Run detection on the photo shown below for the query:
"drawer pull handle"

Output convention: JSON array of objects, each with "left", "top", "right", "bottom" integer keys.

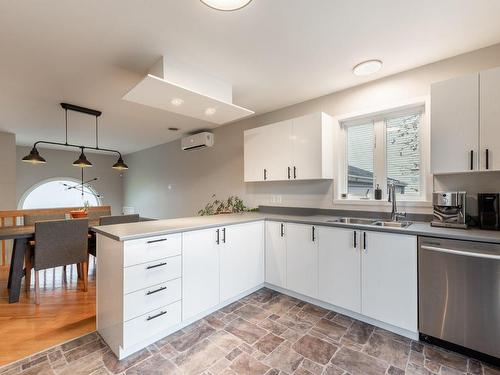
[
  {"left": 147, "top": 238, "right": 167, "bottom": 244},
  {"left": 147, "top": 311, "right": 167, "bottom": 321},
  {"left": 146, "top": 262, "right": 167, "bottom": 270},
  {"left": 146, "top": 286, "right": 167, "bottom": 295}
]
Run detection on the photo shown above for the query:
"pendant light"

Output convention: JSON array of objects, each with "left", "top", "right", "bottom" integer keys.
[
  {"left": 112, "top": 156, "right": 129, "bottom": 170},
  {"left": 21, "top": 146, "right": 47, "bottom": 164},
  {"left": 22, "top": 103, "right": 129, "bottom": 170},
  {"left": 72, "top": 148, "right": 93, "bottom": 168}
]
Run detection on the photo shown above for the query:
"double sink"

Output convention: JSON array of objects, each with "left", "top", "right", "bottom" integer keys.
[{"left": 325, "top": 217, "right": 412, "bottom": 228}]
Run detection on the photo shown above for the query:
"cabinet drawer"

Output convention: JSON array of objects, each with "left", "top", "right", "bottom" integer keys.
[
  {"left": 124, "top": 278, "right": 182, "bottom": 321},
  {"left": 124, "top": 233, "right": 181, "bottom": 267},
  {"left": 123, "top": 301, "right": 181, "bottom": 349},
  {"left": 124, "top": 256, "right": 181, "bottom": 294}
]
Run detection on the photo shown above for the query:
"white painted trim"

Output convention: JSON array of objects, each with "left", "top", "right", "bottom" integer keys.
[
  {"left": 264, "top": 283, "right": 419, "bottom": 340},
  {"left": 333, "top": 96, "right": 431, "bottom": 205}
]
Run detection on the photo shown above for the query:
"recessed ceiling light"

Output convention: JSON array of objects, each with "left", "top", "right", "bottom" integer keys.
[
  {"left": 171, "top": 98, "right": 184, "bottom": 106},
  {"left": 353, "top": 60, "right": 383, "bottom": 76},
  {"left": 205, "top": 107, "right": 217, "bottom": 116},
  {"left": 200, "top": 0, "right": 252, "bottom": 11}
]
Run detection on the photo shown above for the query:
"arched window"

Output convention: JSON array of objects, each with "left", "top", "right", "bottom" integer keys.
[{"left": 20, "top": 178, "right": 101, "bottom": 209}]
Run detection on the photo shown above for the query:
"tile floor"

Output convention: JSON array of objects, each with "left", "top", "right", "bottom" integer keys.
[{"left": 0, "top": 288, "right": 498, "bottom": 375}]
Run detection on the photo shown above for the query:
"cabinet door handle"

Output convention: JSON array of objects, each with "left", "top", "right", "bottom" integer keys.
[
  {"left": 146, "top": 286, "right": 167, "bottom": 295},
  {"left": 280, "top": 223, "right": 284, "bottom": 237},
  {"left": 216, "top": 229, "right": 220, "bottom": 245},
  {"left": 147, "top": 310, "right": 167, "bottom": 321},
  {"left": 353, "top": 231, "right": 357, "bottom": 248},
  {"left": 293, "top": 166, "right": 297, "bottom": 179},
  {"left": 222, "top": 228, "right": 226, "bottom": 243},
  {"left": 147, "top": 238, "right": 167, "bottom": 244},
  {"left": 486, "top": 149, "right": 489, "bottom": 170},
  {"left": 363, "top": 232, "right": 367, "bottom": 252},
  {"left": 312, "top": 226, "right": 316, "bottom": 242},
  {"left": 470, "top": 150, "right": 474, "bottom": 170},
  {"left": 287, "top": 167, "right": 291, "bottom": 179},
  {"left": 146, "top": 262, "right": 167, "bottom": 270},
  {"left": 264, "top": 168, "right": 267, "bottom": 180}
]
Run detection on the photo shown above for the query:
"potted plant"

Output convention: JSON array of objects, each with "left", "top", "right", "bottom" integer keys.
[{"left": 198, "top": 195, "right": 257, "bottom": 216}]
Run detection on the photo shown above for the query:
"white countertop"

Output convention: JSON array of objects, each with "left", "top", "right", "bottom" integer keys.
[{"left": 93, "top": 212, "right": 500, "bottom": 244}]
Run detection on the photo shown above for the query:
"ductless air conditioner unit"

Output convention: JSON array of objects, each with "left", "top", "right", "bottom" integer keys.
[{"left": 181, "top": 132, "right": 215, "bottom": 151}]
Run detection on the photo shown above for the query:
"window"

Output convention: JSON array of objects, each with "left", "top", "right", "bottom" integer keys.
[
  {"left": 21, "top": 178, "right": 101, "bottom": 209},
  {"left": 340, "top": 105, "right": 425, "bottom": 201},
  {"left": 346, "top": 122, "right": 375, "bottom": 198}
]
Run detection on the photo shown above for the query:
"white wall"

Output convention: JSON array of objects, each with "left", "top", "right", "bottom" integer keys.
[
  {"left": 16, "top": 146, "right": 124, "bottom": 215},
  {"left": 124, "top": 43, "right": 500, "bottom": 219}
]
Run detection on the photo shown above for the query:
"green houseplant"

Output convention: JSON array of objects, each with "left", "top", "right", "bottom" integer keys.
[{"left": 198, "top": 195, "right": 257, "bottom": 216}]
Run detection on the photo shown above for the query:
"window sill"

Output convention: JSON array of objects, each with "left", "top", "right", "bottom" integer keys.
[{"left": 333, "top": 199, "right": 432, "bottom": 208}]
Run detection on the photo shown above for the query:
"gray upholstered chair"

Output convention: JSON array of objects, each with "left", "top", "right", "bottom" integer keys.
[
  {"left": 26, "top": 219, "right": 89, "bottom": 304},
  {"left": 87, "top": 214, "right": 140, "bottom": 259},
  {"left": 99, "top": 214, "right": 140, "bottom": 226}
]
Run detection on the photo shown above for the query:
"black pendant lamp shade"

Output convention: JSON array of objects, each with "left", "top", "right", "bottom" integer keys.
[
  {"left": 22, "top": 146, "right": 46, "bottom": 164},
  {"left": 112, "top": 156, "right": 129, "bottom": 170},
  {"left": 23, "top": 103, "right": 128, "bottom": 170},
  {"left": 72, "top": 149, "right": 93, "bottom": 168}
]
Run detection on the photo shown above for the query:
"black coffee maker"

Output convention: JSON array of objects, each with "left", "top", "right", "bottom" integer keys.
[{"left": 478, "top": 193, "right": 500, "bottom": 230}]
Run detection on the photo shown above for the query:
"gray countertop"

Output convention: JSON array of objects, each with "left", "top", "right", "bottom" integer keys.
[{"left": 93, "top": 212, "right": 500, "bottom": 244}]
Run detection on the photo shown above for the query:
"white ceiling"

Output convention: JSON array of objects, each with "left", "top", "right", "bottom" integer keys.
[{"left": 2, "top": 0, "right": 500, "bottom": 154}]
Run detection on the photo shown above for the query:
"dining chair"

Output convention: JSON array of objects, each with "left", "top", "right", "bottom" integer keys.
[
  {"left": 26, "top": 218, "right": 89, "bottom": 304},
  {"left": 87, "top": 214, "right": 140, "bottom": 260}
]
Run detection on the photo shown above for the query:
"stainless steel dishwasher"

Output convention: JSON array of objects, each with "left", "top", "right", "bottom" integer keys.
[{"left": 418, "top": 237, "right": 500, "bottom": 359}]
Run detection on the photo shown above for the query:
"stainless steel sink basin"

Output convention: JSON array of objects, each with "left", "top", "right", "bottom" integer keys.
[
  {"left": 325, "top": 217, "right": 412, "bottom": 228},
  {"left": 326, "top": 217, "right": 378, "bottom": 225},
  {"left": 372, "top": 221, "right": 412, "bottom": 228}
]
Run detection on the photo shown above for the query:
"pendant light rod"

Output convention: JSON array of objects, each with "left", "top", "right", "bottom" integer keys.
[{"left": 31, "top": 140, "right": 123, "bottom": 158}]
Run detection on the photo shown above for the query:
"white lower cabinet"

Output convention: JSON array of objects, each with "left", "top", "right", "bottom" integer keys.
[
  {"left": 318, "top": 227, "right": 361, "bottom": 313},
  {"left": 182, "top": 228, "right": 220, "bottom": 320},
  {"left": 265, "top": 221, "right": 286, "bottom": 288},
  {"left": 220, "top": 221, "right": 265, "bottom": 302},
  {"left": 285, "top": 223, "right": 318, "bottom": 298},
  {"left": 361, "top": 231, "right": 417, "bottom": 332}
]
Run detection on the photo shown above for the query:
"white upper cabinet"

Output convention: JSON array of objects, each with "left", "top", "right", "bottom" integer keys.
[
  {"left": 292, "top": 113, "right": 333, "bottom": 180},
  {"left": 220, "top": 221, "right": 265, "bottom": 302},
  {"left": 285, "top": 223, "right": 318, "bottom": 298},
  {"left": 431, "top": 66, "right": 500, "bottom": 174},
  {"left": 318, "top": 227, "right": 361, "bottom": 313},
  {"left": 265, "top": 221, "right": 287, "bottom": 288},
  {"left": 244, "top": 112, "right": 333, "bottom": 182},
  {"left": 480, "top": 66, "right": 500, "bottom": 171},
  {"left": 361, "top": 231, "right": 417, "bottom": 332},
  {"left": 182, "top": 228, "right": 220, "bottom": 320},
  {"left": 431, "top": 73, "right": 479, "bottom": 174}
]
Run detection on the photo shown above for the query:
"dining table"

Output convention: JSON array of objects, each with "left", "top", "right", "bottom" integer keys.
[{"left": 0, "top": 220, "right": 99, "bottom": 303}]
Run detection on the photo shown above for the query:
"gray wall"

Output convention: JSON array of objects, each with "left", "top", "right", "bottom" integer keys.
[
  {"left": 124, "top": 43, "right": 500, "bottom": 219},
  {"left": 0, "top": 132, "right": 16, "bottom": 210},
  {"left": 17, "top": 146, "right": 124, "bottom": 215}
]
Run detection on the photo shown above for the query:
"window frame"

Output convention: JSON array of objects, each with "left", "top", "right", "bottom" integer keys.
[{"left": 334, "top": 97, "right": 431, "bottom": 206}]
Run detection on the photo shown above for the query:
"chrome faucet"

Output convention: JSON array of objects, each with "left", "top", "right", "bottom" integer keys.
[{"left": 388, "top": 182, "right": 406, "bottom": 222}]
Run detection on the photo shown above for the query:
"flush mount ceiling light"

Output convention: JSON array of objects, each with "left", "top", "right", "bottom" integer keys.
[
  {"left": 171, "top": 98, "right": 184, "bottom": 106},
  {"left": 22, "top": 103, "right": 128, "bottom": 170},
  {"left": 200, "top": 0, "right": 252, "bottom": 11},
  {"left": 353, "top": 59, "right": 383, "bottom": 76}
]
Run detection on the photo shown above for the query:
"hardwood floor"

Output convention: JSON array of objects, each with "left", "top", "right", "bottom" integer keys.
[{"left": 0, "top": 259, "right": 96, "bottom": 366}]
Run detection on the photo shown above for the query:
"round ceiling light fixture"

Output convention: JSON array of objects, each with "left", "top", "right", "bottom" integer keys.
[
  {"left": 200, "top": 0, "right": 252, "bottom": 11},
  {"left": 205, "top": 107, "right": 217, "bottom": 116},
  {"left": 171, "top": 98, "right": 184, "bottom": 106},
  {"left": 353, "top": 59, "right": 383, "bottom": 76}
]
